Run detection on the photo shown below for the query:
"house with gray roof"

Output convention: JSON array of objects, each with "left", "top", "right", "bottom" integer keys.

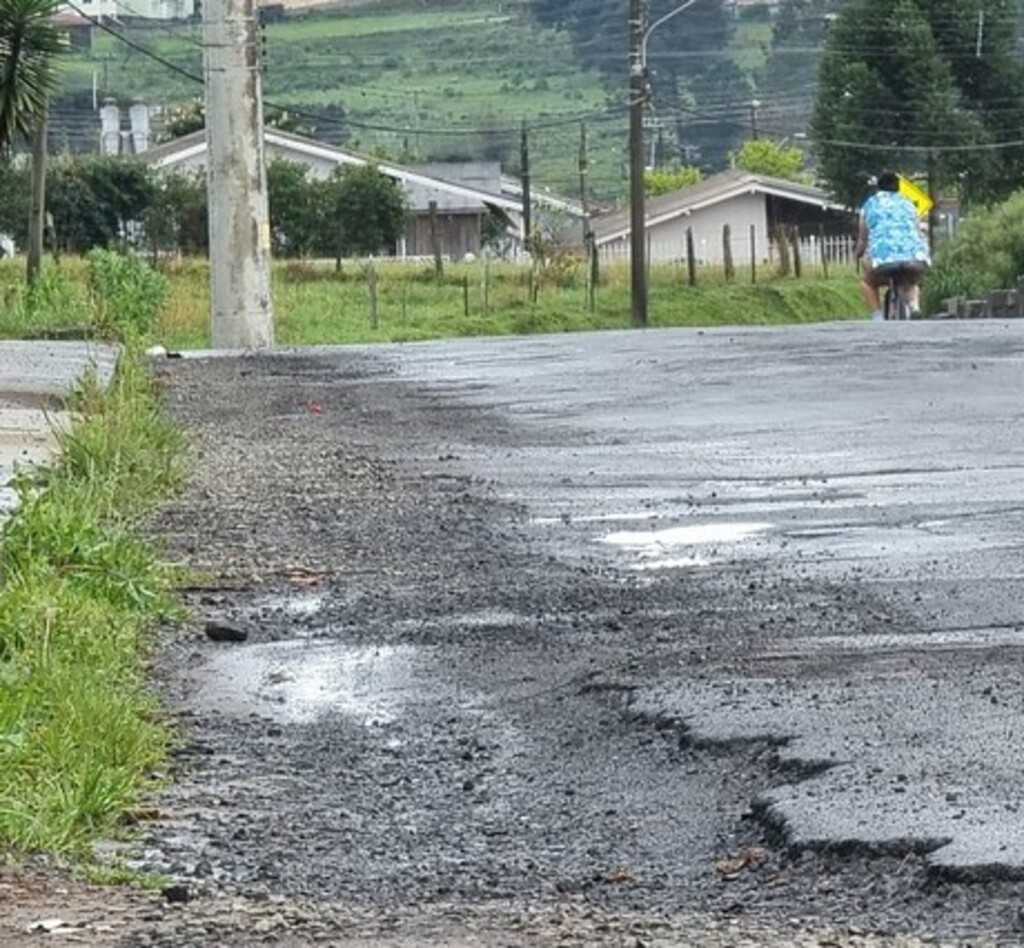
[
  {"left": 589, "top": 170, "right": 855, "bottom": 267},
  {"left": 142, "top": 128, "right": 582, "bottom": 259}
]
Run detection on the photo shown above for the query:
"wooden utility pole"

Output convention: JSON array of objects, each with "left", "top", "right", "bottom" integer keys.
[
  {"left": 203, "top": 0, "right": 274, "bottom": 348},
  {"left": 579, "top": 121, "right": 597, "bottom": 311},
  {"left": 429, "top": 200, "right": 443, "bottom": 277},
  {"left": 578, "top": 122, "right": 589, "bottom": 245},
  {"left": 520, "top": 121, "right": 532, "bottom": 249},
  {"left": 26, "top": 111, "right": 47, "bottom": 287},
  {"left": 629, "top": 0, "right": 647, "bottom": 327}
]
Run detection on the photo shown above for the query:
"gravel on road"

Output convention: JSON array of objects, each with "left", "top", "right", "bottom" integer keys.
[{"left": 3, "top": 347, "right": 1022, "bottom": 947}]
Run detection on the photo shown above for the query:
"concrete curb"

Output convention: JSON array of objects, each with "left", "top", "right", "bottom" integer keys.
[{"left": 0, "top": 341, "right": 119, "bottom": 519}]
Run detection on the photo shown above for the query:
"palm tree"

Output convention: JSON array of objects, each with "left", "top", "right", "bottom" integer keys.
[{"left": 0, "top": 0, "right": 64, "bottom": 283}]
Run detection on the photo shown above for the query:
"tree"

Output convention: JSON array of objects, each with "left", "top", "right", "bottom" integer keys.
[
  {"left": 0, "top": 0, "right": 61, "bottom": 154},
  {"left": 46, "top": 156, "right": 108, "bottom": 253},
  {"left": 730, "top": 139, "right": 809, "bottom": 182},
  {"left": 812, "top": 0, "right": 1021, "bottom": 208},
  {"left": 644, "top": 165, "right": 702, "bottom": 196},
  {"left": 46, "top": 156, "right": 155, "bottom": 254},
  {"left": 267, "top": 158, "right": 319, "bottom": 257},
  {"left": 915, "top": 0, "right": 1024, "bottom": 205},
  {"left": 806, "top": 0, "right": 983, "bottom": 207},
  {"left": 142, "top": 171, "right": 208, "bottom": 258},
  {"left": 314, "top": 164, "right": 407, "bottom": 265},
  {"left": 761, "top": 0, "right": 843, "bottom": 139},
  {"left": 0, "top": 0, "right": 64, "bottom": 283},
  {"left": 158, "top": 99, "right": 204, "bottom": 142},
  {"left": 0, "top": 155, "right": 28, "bottom": 243}
]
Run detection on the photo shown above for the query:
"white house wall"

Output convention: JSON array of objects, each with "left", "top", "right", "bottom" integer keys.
[{"left": 600, "top": 191, "right": 770, "bottom": 267}]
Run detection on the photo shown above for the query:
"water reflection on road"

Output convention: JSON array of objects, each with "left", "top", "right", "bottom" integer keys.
[{"left": 194, "top": 641, "right": 420, "bottom": 725}]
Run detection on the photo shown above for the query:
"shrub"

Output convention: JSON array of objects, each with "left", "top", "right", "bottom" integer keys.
[
  {"left": 923, "top": 190, "right": 1024, "bottom": 312},
  {"left": 86, "top": 249, "right": 168, "bottom": 338}
]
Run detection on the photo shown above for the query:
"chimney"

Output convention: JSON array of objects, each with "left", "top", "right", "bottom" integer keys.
[
  {"left": 100, "top": 98, "right": 120, "bottom": 155},
  {"left": 129, "top": 101, "right": 150, "bottom": 154}
]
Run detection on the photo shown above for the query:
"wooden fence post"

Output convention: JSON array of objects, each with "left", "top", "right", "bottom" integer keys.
[
  {"left": 819, "top": 226, "right": 829, "bottom": 279},
  {"left": 481, "top": 252, "right": 490, "bottom": 317},
  {"left": 775, "top": 225, "right": 792, "bottom": 276},
  {"left": 463, "top": 275, "right": 470, "bottom": 317},
  {"left": 723, "top": 224, "right": 735, "bottom": 283},
  {"left": 750, "top": 224, "right": 757, "bottom": 284},
  {"left": 686, "top": 227, "right": 697, "bottom": 287},
  {"left": 364, "top": 258, "right": 379, "bottom": 330},
  {"left": 586, "top": 236, "right": 598, "bottom": 313},
  {"left": 429, "top": 200, "right": 443, "bottom": 278},
  {"left": 790, "top": 227, "right": 802, "bottom": 279}
]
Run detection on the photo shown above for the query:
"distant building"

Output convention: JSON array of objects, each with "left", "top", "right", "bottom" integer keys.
[
  {"left": 53, "top": 9, "right": 93, "bottom": 50},
  {"left": 58, "top": 0, "right": 194, "bottom": 21},
  {"left": 142, "top": 128, "right": 554, "bottom": 258},
  {"left": 590, "top": 170, "right": 854, "bottom": 267}
]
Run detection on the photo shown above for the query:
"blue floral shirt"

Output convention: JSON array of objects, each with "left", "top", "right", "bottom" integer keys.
[{"left": 861, "top": 191, "right": 930, "bottom": 267}]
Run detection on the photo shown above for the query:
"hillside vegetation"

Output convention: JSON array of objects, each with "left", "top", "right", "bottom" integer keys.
[
  {"left": 57, "top": 0, "right": 784, "bottom": 201},
  {"left": 59, "top": 0, "right": 625, "bottom": 198}
]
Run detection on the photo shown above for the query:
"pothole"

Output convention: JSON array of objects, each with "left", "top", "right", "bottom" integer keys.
[{"left": 191, "top": 641, "right": 421, "bottom": 725}]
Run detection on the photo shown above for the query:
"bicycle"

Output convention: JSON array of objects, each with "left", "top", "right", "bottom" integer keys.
[{"left": 877, "top": 262, "right": 927, "bottom": 321}]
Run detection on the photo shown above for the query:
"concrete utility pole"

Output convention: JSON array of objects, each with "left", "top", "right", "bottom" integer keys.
[
  {"left": 628, "top": 0, "right": 647, "bottom": 327},
  {"left": 203, "top": 0, "right": 274, "bottom": 349}
]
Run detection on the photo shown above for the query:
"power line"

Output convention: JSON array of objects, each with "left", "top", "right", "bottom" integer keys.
[{"left": 66, "top": 1, "right": 631, "bottom": 138}]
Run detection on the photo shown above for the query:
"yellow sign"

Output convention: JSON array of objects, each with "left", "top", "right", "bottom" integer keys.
[{"left": 898, "top": 175, "right": 933, "bottom": 218}]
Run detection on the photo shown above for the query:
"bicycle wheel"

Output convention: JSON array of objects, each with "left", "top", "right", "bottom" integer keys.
[
  {"left": 883, "top": 286, "right": 895, "bottom": 320},
  {"left": 895, "top": 288, "right": 913, "bottom": 320}
]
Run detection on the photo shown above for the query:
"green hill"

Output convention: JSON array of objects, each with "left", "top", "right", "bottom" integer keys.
[
  {"left": 56, "top": 0, "right": 786, "bottom": 202},
  {"left": 58, "top": 0, "right": 629, "bottom": 200}
]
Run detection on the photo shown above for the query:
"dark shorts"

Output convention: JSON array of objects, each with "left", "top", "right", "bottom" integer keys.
[{"left": 867, "top": 260, "right": 929, "bottom": 288}]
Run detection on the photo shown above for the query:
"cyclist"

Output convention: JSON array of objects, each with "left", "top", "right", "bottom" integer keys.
[{"left": 855, "top": 171, "right": 930, "bottom": 321}]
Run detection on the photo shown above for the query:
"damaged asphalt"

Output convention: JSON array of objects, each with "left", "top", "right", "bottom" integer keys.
[{"left": 11, "top": 320, "right": 1024, "bottom": 944}]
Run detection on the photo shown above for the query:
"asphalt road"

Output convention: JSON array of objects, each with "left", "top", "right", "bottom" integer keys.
[
  {"left": 331, "top": 319, "right": 1024, "bottom": 879},
  {"left": 6, "top": 325, "right": 1024, "bottom": 944}
]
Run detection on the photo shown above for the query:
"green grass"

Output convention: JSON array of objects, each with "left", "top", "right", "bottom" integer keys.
[
  {"left": 1, "top": 256, "right": 865, "bottom": 350},
  {"left": 0, "top": 258, "right": 185, "bottom": 855}
]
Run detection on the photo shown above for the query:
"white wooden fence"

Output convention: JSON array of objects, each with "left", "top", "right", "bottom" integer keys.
[{"left": 597, "top": 228, "right": 857, "bottom": 275}]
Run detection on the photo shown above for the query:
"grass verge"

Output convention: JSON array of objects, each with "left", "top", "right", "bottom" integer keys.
[
  {"left": 0, "top": 257, "right": 185, "bottom": 855},
  {"left": 2, "top": 255, "right": 865, "bottom": 349}
]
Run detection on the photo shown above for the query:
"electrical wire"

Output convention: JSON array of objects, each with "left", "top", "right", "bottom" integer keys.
[{"left": 53, "top": 0, "right": 1024, "bottom": 179}]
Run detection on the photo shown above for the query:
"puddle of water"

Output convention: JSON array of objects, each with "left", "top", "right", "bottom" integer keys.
[
  {"left": 630, "top": 555, "right": 711, "bottom": 571},
  {"left": 532, "top": 511, "right": 659, "bottom": 526},
  {"left": 193, "top": 641, "right": 419, "bottom": 725},
  {"left": 598, "top": 522, "right": 771, "bottom": 570},
  {"left": 775, "top": 626, "right": 1024, "bottom": 655},
  {"left": 253, "top": 592, "right": 325, "bottom": 618}
]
